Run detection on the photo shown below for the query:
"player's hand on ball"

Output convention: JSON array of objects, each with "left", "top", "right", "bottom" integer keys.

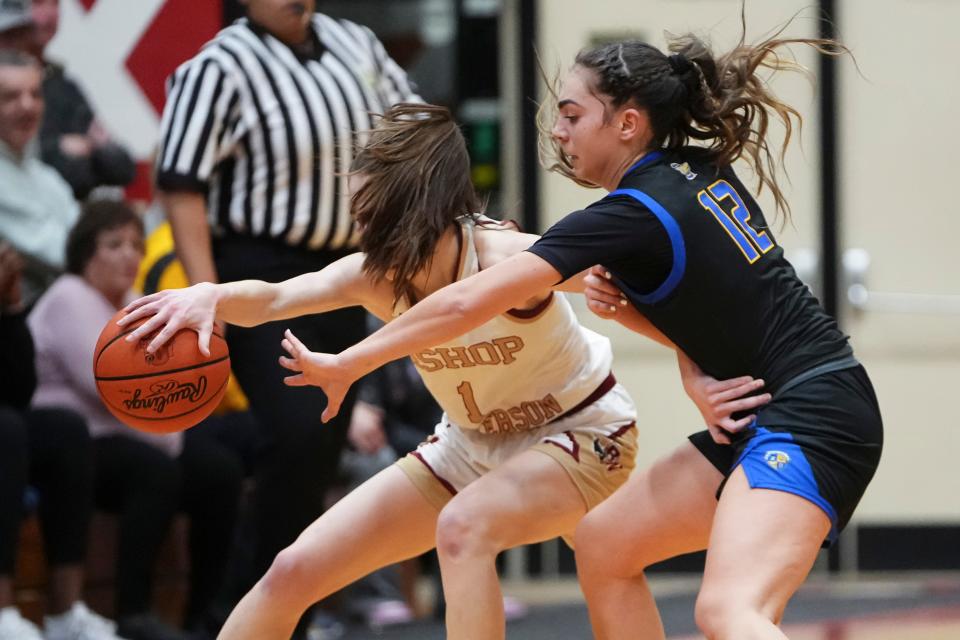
[
  {"left": 583, "top": 265, "right": 628, "bottom": 319},
  {"left": 279, "top": 329, "right": 354, "bottom": 423},
  {"left": 120, "top": 283, "right": 221, "bottom": 356}
]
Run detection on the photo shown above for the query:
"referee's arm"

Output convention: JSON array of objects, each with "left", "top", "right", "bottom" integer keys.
[
  {"left": 155, "top": 58, "right": 237, "bottom": 286},
  {"left": 163, "top": 192, "right": 219, "bottom": 285}
]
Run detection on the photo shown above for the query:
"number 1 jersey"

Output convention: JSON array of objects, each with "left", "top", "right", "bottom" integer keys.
[{"left": 394, "top": 216, "right": 613, "bottom": 434}]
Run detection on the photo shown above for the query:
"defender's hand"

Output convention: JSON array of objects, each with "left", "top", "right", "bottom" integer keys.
[
  {"left": 681, "top": 362, "right": 771, "bottom": 444},
  {"left": 583, "top": 265, "right": 627, "bottom": 319}
]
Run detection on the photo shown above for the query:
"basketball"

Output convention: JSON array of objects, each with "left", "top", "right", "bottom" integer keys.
[{"left": 93, "top": 309, "right": 231, "bottom": 434}]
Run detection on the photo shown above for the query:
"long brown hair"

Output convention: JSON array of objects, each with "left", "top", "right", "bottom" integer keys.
[
  {"left": 539, "top": 11, "right": 851, "bottom": 223},
  {"left": 351, "top": 103, "right": 480, "bottom": 304}
]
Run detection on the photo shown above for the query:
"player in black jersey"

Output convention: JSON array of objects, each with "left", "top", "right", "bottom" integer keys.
[
  {"left": 542, "top": 29, "right": 881, "bottom": 639},
  {"left": 275, "top": 19, "right": 883, "bottom": 640}
]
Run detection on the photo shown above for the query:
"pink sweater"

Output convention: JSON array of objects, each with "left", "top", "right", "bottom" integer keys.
[{"left": 28, "top": 274, "right": 182, "bottom": 457}]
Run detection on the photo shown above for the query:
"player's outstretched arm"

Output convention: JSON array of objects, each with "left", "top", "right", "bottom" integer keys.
[
  {"left": 284, "top": 251, "right": 562, "bottom": 422},
  {"left": 479, "top": 227, "right": 589, "bottom": 295},
  {"left": 119, "top": 253, "right": 373, "bottom": 355}
]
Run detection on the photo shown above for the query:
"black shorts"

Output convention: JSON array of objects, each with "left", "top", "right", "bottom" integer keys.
[{"left": 690, "top": 363, "right": 883, "bottom": 545}]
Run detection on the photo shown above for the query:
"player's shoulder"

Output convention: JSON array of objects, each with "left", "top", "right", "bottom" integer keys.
[
  {"left": 578, "top": 191, "right": 654, "bottom": 226},
  {"left": 611, "top": 146, "right": 731, "bottom": 210},
  {"left": 473, "top": 218, "right": 536, "bottom": 269},
  {"left": 320, "top": 252, "right": 393, "bottom": 314}
]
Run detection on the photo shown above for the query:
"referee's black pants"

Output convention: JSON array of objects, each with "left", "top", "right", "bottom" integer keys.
[
  {"left": 214, "top": 237, "right": 364, "bottom": 605},
  {"left": 0, "top": 406, "right": 94, "bottom": 575}
]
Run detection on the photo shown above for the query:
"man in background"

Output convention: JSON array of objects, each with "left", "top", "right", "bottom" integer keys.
[
  {"left": 0, "top": 0, "right": 31, "bottom": 52},
  {"left": 27, "top": 0, "right": 136, "bottom": 200},
  {"left": 0, "top": 47, "right": 77, "bottom": 304}
]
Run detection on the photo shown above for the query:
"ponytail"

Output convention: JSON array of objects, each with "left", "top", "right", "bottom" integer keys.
[{"left": 540, "top": 11, "right": 851, "bottom": 223}]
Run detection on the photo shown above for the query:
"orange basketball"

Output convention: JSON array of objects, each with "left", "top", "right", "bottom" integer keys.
[{"left": 93, "top": 309, "right": 231, "bottom": 434}]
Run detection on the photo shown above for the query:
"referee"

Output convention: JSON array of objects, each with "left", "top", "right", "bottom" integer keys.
[{"left": 155, "top": 0, "right": 419, "bottom": 633}]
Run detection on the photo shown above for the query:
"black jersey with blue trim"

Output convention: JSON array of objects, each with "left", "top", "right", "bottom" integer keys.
[{"left": 527, "top": 146, "right": 852, "bottom": 394}]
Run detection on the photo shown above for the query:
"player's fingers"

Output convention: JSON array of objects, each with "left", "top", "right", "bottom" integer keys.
[
  {"left": 280, "top": 338, "right": 296, "bottom": 357},
  {"left": 278, "top": 355, "right": 301, "bottom": 372},
  {"left": 721, "top": 414, "right": 757, "bottom": 432},
  {"left": 322, "top": 397, "right": 342, "bottom": 423},
  {"left": 587, "top": 299, "right": 618, "bottom": 318},
  {"left": 283, "top": 374, "right": 308, "bottom": 386},
  {"left": 120, "top": 301, "right": 163, "bottom": 328},
  {"left": 283, "top": 329, "right": 307, "bottom": 353},
  {"left": 146, "top": 323, "right": 179, "bottom": 354},
  {"left": 197, "top": 324, "right": 213, "bottom": 358},
  {"left": 124, "top": 309, "right": 171, "bottom": 342},
  {"left": 121, "top": 292, "right": 164, "bottom": 315},
  {"left": 712, "top": 378, "right": 766, "bottom": 403},
  {"left": 711, "top": 375, "right": 754, "bottom": 390},
  {"left": 590, "top": 264, "right": 616, "bottom": 281},
  {"left": 708, "top": 425, "right": 731, "bottom": 445},
  {"left": 719, "top": 393, "right": 772, "bottom": 415},
  {"left": 584, "top": 274, "right": 623, "bottom": 297},
  {"left": 585, "top": 287, "right": 623, "bottom": 307}
]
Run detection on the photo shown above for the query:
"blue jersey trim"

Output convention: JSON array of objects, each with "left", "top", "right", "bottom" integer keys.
[
  {"left": 734, "top": 427, "right": 840, "bottom": 544},
  {"left": 606, "top": 188, "right": 686, "bottom": 304},
  {"left": 623, "top": 150, "right": 664, "bottom": 177}
]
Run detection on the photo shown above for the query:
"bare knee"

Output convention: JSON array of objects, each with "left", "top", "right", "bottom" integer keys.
[
  {"left": 694, "top": 589, "right": 726, "bottom": 639},
  {"left": 258, "top": 545, "right": 319, "bottom": 606},
  {"left": 574, "top": 510, "right": 645, "bottom": 581},
  {"left": 695, "top": 589, "right": 771, "bottom": 640},
  {"left": 574, "top": 511, "right": 613, "bottom": 578},
  {"left": 435, "top": 502, "right": 496, "bottom": 563}
]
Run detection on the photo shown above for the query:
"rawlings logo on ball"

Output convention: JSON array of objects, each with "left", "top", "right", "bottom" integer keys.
[{"left": 122, "top": 377, "right": 208, "bottom": 414}]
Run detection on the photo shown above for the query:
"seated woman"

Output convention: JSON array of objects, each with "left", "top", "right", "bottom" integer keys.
[
  {"left": 27, "top": 200, "right": 244, "bottom": 640},
  {"left": 0, "top": 241, "right": 122, "bottom": 640}
]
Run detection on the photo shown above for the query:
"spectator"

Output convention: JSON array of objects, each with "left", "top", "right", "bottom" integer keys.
[
  {"left": 154, "top": 3, "right": 419, "bottom": 635},
  {"left": 0, "top": 240, "right": 124, "bottom": 640},
  {"left": 28, "top": 201, "right": 244, "bottom": 640},
  {"left": 28, "top": 0, "right": 136, "bottom": 200},
  {"left": 0, "top": 48, "right": 77, "bottom": 304},
  {"left": 0, "top": 0, "right": 31, "bottom": 52}
]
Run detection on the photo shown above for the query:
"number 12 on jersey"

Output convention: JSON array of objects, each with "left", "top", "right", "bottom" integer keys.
[{"left": 697, "top": 180, "right": 774, "bottom": 263}]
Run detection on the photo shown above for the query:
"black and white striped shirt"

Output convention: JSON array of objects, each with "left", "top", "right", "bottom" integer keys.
[{"left": 156, "top": 14, "right": 419, "bottom": 251}]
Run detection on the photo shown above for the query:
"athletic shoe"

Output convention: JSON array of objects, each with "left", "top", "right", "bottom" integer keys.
[
  {"left": 44, "top": 602, "right": 126, "bottom": 640},
  {"left": 0, "top": 606, "right": 44, "bottom": 640}
]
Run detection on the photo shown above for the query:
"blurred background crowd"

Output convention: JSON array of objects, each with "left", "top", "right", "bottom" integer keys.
[{"left": 0, "top": 1, "right": 957, "bottom": 640}]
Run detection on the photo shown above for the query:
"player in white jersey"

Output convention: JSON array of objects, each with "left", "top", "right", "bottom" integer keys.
[
  {"left": 119, "top": 104, "right": 767, "bottom": 640},
  {"left": 393, "top": 213, "right": 636, "bottom": 519}
]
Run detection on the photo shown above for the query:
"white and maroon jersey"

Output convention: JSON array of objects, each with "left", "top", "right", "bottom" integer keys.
[{"left": 393, "top": 216, "right": 613, "bottom": 434}]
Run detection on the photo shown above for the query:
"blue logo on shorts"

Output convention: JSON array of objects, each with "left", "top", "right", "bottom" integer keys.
[{"left": 764, "top": 450, "right": 791, "bottom": 471}]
